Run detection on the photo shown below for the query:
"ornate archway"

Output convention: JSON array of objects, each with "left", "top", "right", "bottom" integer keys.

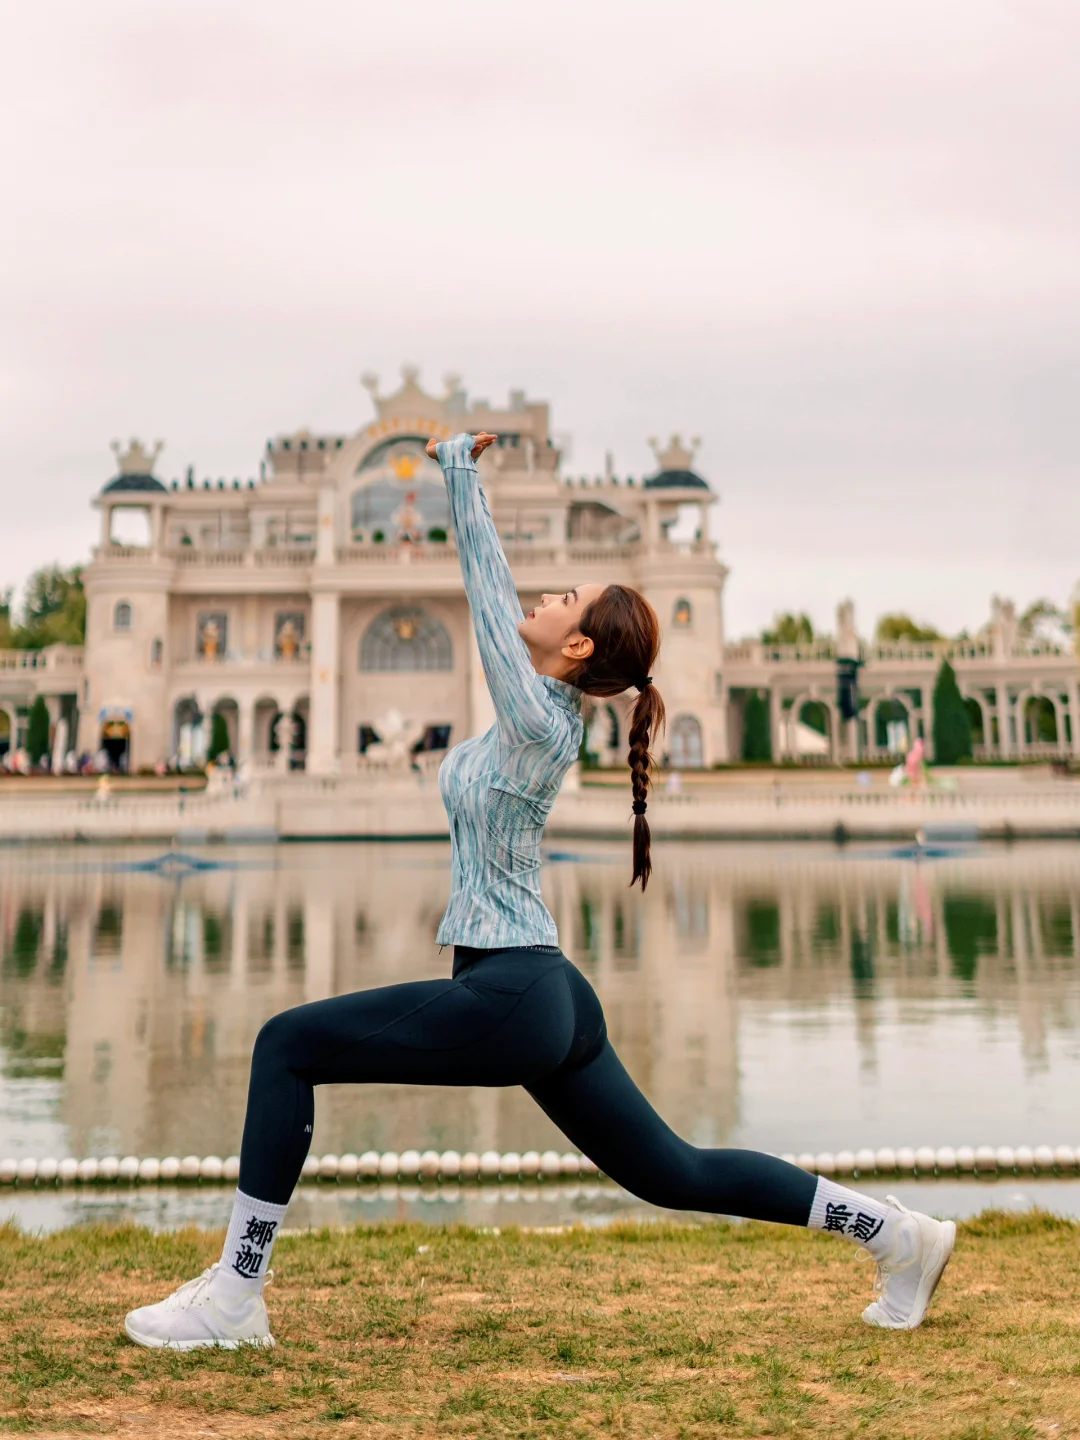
[
  {"left": 670, "top": 713, "right": 704, "bottom": 768},
  {"left": 871, "top": 693, "right": 913, "bottom": 756},
  {"left": 784, "top": 690, "right": 839, "bottom": 761},
  {"left": 360, "top": 607, "right": 453, "bottom": 672}
]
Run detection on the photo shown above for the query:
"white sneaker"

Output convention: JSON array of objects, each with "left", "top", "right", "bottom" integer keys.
[
  {"left": 861, "top": 1196, "right": 955, "bottom": 1330},
  {"left": 125, "top": 1263, "right": 275, "bottom": 1351}
]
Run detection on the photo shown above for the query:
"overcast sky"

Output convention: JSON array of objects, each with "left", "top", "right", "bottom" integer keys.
[{"left": 2, "top": 0, "right": 1077, "bottom": 639}]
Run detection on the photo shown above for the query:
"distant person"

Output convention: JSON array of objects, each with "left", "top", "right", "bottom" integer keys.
[{"left": 125, "top": 433, "right": 954, "bottom": 1351}]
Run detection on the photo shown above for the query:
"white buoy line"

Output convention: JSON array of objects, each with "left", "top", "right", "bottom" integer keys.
[
  {"left": 0, "top": 1150, "right": 598, "bottom": 1187},
  {"left": 2, "top": 1145, "right": 1080, "bottom": 1188},
  {"left": 779, "top": 1145, "right": 1079, "bottom": 1176}
]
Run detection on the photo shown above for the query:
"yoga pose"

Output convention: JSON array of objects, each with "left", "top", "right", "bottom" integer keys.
[{"left": 125, "top": 432, "right": 955, "bottom": 1350}]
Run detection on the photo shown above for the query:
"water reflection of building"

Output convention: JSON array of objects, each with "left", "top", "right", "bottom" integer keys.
[
  {"left": 0, "top": 846, "right": 740, "bottom": 1160},
  {"left": 2, "top": 843, "right": 1079, "bottom": 1162}
]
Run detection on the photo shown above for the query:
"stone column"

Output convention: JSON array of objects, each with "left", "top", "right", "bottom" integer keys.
[
  {"left": 236, "top": 698, "right": 254, "bottom": 764},
  {"left": 712, "top": 681, "right": 730, "bottom": 764},
  {"left": 860, "top": 697, "right": 875, "bottom": 759},
  {"left": 308, "top": 591, "right": 340, "bottom": 774},
  {"left": 1067, "top": 680, "right": 1080, "bottom": 757},
  {"left": 644, "top": 499, "right": 659, "bottom": 554},
  {"left": 767, "top": 688, "right": 782, "bottom": 761},
  {"left": 996, "top": 685, "right": 1012, "bottom": 760},
  {"left": 316, "top": 483, "right": 336, "bottom": 566}
]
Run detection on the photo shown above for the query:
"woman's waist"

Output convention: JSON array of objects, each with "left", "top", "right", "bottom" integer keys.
[{"left": 452, "top": 943, "right": 564, "bottom": 979}]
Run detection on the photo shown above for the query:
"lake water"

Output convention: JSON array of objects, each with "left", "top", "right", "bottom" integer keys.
[{"left": 3, "top": 838, "right": 1080, "bottom": 1229}]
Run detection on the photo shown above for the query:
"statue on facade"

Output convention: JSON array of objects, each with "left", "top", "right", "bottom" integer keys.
[
  {"left": 201, "top": 619, "right": 221, "bottom": 658},
  {"left": 391, "top": 490, "right": 424, "bottom": 544},
  {"left": 363, "top": 709, "right": 423, "bottom": 768},
  {"left": 836, "top": 599, "right": 859, "bottom": 659},
  {"left": 276, "top": 616, "right": 302, "bottom": 661}
]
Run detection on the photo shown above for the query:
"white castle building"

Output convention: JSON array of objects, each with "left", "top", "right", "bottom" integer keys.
[
  {"left": 74, "top": 368, "right": 723, "bottom": 773},
  {"left": 0, "top": 366, "right": 1076, "bottom": 772}
]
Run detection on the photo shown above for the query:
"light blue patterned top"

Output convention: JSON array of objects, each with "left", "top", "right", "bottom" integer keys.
[{"left": 434, "top": 433, "right": 583, "bottom": 947}]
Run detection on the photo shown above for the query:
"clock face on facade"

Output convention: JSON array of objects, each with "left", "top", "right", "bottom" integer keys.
[{"left": 351, "top": 438, "right": 451, "bottom": 541}]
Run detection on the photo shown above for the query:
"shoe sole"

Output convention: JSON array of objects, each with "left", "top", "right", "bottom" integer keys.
[
  {"left": 125, "top": 1319, "right": 275, "bottom": 1351},
  {"left": 862, "top": 1219, "right": 956, "bottom": 1331}
]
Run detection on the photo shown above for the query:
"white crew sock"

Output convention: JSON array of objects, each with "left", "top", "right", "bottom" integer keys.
[
  {"left": 807, "top": 1178, "right": 903, "bottom": 1261},
  {"left": 215, "top": 1189, "right": 289, "bottom": 1295}
]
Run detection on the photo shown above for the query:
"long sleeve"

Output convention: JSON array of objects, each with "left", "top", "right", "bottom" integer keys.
[{"left": 437, "top": 433, "right": 555, "bottom": 742}]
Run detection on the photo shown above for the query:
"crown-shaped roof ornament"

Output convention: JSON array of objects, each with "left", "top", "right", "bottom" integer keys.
[
  {"left": 110, "top": 438, "right": 163, "bottom": 475},
  {"left": 648, "top": 433, "right": 701, "bottom": 472},
  {"left": 361, "top": 363, "right": 448, "bottom": 422}
]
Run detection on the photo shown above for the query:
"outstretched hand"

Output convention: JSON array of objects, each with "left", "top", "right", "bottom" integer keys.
[{"left": 426, "top": 432, "right": 499, "bottom": 462}]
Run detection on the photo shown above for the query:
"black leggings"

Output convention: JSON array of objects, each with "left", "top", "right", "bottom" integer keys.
[{"left": 239, "top": 945, "right": 817, "bottom": 1224}]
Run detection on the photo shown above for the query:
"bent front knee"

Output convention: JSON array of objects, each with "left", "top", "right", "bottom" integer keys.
[{"left": 251, "top": 1007, "right": 304, "bottom": 1071}]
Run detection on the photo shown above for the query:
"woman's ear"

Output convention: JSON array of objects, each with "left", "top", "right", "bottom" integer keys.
[{"left": 561, "top": 634, "right": 595, "bottom": 662}]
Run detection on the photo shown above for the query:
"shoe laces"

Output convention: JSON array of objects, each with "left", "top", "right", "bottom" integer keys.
[
  {"left": 162, "top": 1265, "right": 217, "bottom": 1311},
  {"left": 160, "top": 1264, "right": 274, "bottom": 1312},
  {"left": 855, "top": 1247, "right": 890, "bottom": 1293}
]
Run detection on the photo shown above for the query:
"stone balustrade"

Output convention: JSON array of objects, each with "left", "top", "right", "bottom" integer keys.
[
  {"left": 172, "top": 652, "right": 310, "bottom": 670},
  {"left": 98, "top": 539, "right": 697, "bottom": 571},
  {"left": 0, "top": 647, "right": 83, "bottom": 674}
]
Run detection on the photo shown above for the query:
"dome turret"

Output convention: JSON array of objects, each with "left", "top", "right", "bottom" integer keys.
[
  {"left": 102, "top": 438, "right": 167, "bottom": 494},
  {"left": 643, "top": 433, "right": 710, "bottom": 491}
]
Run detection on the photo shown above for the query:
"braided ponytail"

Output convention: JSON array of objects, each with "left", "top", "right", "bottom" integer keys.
[
  {"left": 626, "top": 680, "right": 666, "bottom": 889},
  {"left": 573, "top": 585, "right": 666, "bottom": 890}
]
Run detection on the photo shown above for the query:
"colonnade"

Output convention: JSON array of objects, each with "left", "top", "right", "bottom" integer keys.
[{"left": 767, "top": 678, "right": 1080, "bottom": 764}]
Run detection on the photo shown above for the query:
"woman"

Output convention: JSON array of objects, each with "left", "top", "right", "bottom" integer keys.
[{"left": 125, "top": 432, "right": 954, "bottom": 1350}]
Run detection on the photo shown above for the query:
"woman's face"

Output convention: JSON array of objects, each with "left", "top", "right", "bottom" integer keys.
[{"left": 518, "top": 583, "right": 606, "bottom": 671}]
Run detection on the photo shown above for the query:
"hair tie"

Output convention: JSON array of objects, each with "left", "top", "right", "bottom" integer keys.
[
  {"left": 636, "top": 677, "right": 653, "bottom": 693},
  {"left": 632, "top": 800, "right": 648, "bottom": 815}
]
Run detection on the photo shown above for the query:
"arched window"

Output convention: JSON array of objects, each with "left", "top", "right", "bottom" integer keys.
[
  {"left": 113, "top": 601, "right": 133, "bottom": 632},
  {"left": 673, "top": 598, "right": 692, "bottom": 627},
  {"left": 670, "top": 713, "right": 704, "bottom": 768},
  {"left": 150, "top": 638, "right": 163, "bottom": 667},
  {"left": 360, "top": 607, "right": 453, "bottom": 672}
]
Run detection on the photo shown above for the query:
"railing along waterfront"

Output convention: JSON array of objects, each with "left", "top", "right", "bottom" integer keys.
[{"left": 3, "top": 776, "right": 1080, "bottom": 814}]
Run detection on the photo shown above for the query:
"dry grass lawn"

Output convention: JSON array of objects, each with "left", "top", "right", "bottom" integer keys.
[{"left": 1, "top": 1210, "right": 1079, "bottom": 1439}]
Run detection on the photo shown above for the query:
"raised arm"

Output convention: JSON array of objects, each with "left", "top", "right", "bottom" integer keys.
[{"left": 434, "top": 433, "right": 554, "bottom": 742}]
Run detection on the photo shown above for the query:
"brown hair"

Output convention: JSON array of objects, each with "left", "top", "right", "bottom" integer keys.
[{"left": 572, "top": 585, "right": 666, "bottom": 890}]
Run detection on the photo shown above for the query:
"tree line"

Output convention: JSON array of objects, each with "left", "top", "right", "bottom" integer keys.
[
  {"left": 0, "top": 565, "right": 85, "bottom": 650},
  {"left": 762, "top": 601, "right": 1073, "bottom": 648}
]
